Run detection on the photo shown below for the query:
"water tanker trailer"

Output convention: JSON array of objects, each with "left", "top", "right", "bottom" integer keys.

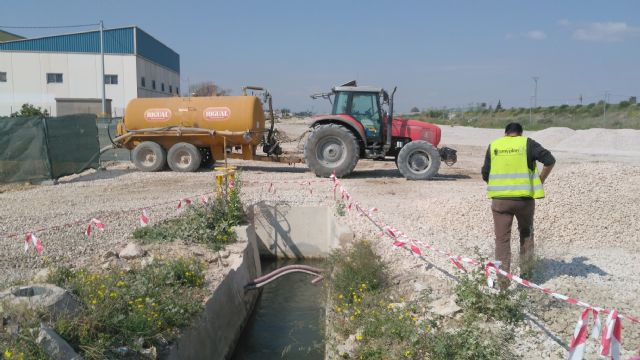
[{"left": 111, "top": 86, "right": 285, "bottom": 172}]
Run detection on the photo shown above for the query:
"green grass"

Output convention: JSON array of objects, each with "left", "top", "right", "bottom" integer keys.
[
  {"left": 406, "top": 102, "right": 640, "bottom": 130},
  {"left": 47, "top": 258, "right": 205, "bottom": 359},
  {"left": 327, "top": 241, "right": 520, "bottom": 360},
  {"left": 132, "top": 177, "right": 244, "bottom": 250}
]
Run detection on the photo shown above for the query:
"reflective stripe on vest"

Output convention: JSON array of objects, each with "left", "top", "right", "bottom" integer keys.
[{"left": 487, "top": 136, "right": 545, "bottom": 199}]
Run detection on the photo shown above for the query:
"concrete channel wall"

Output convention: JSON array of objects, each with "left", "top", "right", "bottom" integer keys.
[
  {"left": 164, "top": 226, "right": 261, "bottom": 360},
  {"left": 165, "top": 205, "right": 353, "bottom": 360},
  {"left": 251, "top": 202, "right": 353, "bottom": 259}
]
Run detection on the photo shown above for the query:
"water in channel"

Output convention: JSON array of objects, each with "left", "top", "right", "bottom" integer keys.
[{"left": 232, "top": 259, "right": 326, "bottom": 359}]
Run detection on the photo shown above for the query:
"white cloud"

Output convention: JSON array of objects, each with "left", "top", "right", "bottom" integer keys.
[
  {"left": 558, "top": 19, "right": 571, "bottom": 27},
  {"left": 526, "top": 30, "right": 547, "bottom": 40},
  {"left": 504, "top": 33, "right": 515, "bottom": 40},
  {"left": 571, "top": 21, "right": 640, "bottom": 42}
]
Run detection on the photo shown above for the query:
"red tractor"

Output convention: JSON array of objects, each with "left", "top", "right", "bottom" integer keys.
[{"left": 305, "top": 81, "right": 456, "bottom": 180}]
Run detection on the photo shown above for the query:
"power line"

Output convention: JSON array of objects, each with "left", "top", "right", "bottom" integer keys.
[{"left": 0, "top": 24, "right": 99, "bottom": 29}]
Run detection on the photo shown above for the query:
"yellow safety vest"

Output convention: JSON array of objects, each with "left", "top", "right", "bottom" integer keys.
[{"left": 487, "top": 136, "right": 545, "bottom": 199}]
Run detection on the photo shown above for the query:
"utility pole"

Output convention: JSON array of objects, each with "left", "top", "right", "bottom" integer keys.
[
  {"left": 99, "top": 20, "right": 106, "bottom": 117},
  {"left": 529, "top": 96, "right": 533, "bottom": 124},
  {"left": 603, "top": 92, "right": 609, "bottom": 122},
  {"left": 532, "top": 76, "right": 539, "bottom": 108}
]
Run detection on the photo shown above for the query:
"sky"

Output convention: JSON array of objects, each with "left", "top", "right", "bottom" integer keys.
[{"left": 1, "top": 0, "right": 639, "bottom": 113}]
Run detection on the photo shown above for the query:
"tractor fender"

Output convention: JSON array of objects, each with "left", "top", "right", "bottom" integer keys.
[{"left": 309, "top": 115, "right": 366, "bottom": 153}]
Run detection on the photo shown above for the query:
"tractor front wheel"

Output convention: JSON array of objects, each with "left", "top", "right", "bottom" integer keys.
[
  {"left": 396, "top": 140, "right": 441, "bottom": 180},
  {"left": 304, "top": 124, "right": 359, "bottom": 178}
]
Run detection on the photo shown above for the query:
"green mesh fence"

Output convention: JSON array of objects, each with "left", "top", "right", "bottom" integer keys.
[{"left": 0, "top": 114, "right": 100, "bottom": 183}]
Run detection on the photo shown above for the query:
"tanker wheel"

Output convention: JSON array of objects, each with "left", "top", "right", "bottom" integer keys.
[
  {"left": 132, "top": 141, "right": 166, "bottom": 172},
  {"left": 304, "top": 123, "right": 359, "bottom": 178},
  {"left": 396, "top": 140, "right": 441, "bottom": 180},
  {"left": 167, "top": 142, "right": 202, "bottom": 172}
]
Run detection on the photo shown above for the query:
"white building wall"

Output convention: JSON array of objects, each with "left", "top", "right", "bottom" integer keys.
[
  {"left": 0, "top": 51, "right": 178, "bottom": 117},
  {"left": 136, "top": 56, "right": 180, "bottom": 99}
]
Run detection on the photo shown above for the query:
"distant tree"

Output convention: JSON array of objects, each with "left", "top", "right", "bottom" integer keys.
[
  {"left": 189, "top": 82, "right": 230, "bottom": 97},
  {"left": 495, "top": 100, "right": 503, "bottom": 111},
  {"left": 629, "top": 96, "right": 637, "bottom": 105},
  {"left": 410, "top": 106, "right": 420, "bottom": 113},
  {"left": 10, "top": 103, "right": 49, "bottom": 117},
  {"left": 480, "top": 102, "right": 487, "bottom": 109},
  {"left": 280, "top": 108, "right": 291, "bottom": 118}
]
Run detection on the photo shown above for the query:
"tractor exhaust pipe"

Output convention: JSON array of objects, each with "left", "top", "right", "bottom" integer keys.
[{"left": 385, "top": 87, "right": 397, "bottom": 153}]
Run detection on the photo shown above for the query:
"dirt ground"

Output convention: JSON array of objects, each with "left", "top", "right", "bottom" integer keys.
[{"left": 1, "top": 120, "right": 639, "bottom": 358}]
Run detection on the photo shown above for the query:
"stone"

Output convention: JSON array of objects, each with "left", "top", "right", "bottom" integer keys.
[
  {"left": 103, "top": 250, "right": 117, "bottom": 260},
  {"left": 141, "top": 255, "right": 154, "bottom": 267},
  {"left": 36, "top": 323, "right": 82, "bottom": 360},
  {"left": 140, "top": 346, "right": 157, "bottom": 359},
  {"left": 336, "top": 334, "right": 357, "bottom": 358},
  {"left": 428, "top": 296, "right": 462, "bottom": 317},
  {"left": 32, "top": 268, "right": 50, "bottom": 283},
  {"left": 119, "top": 243, "right": 146, "bottom": 259},
  {"left": 0, "top": 284, "right": 81, "bottom": 318},
  {"left": 220, "top": 250, "right": 231, "bottom": 259}
]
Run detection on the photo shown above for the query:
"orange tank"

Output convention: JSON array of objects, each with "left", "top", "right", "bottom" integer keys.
[{"left": 120, "top": 95, "right": 266, "bottom": 147}]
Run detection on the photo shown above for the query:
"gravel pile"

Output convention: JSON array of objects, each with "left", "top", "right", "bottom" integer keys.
[{"left": 1, "top": 124, "right": 639, "bottom": 358}]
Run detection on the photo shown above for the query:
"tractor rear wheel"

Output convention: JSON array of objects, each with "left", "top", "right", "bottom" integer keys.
[
  {"left": 167, "top": 142, "right": 202, "bottom": 172},
  {"left": 132, "top": 141, "right": 166, "bottom": 172},
  {"left": 304, "top": 124, "right": 359, "bottom": 178},
  {"left": 396, "top": 140, "right": 441, "bottom": 180}
]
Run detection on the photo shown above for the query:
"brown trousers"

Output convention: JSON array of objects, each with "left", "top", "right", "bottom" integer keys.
[{"left": 491, "top": 198, "right": 535, "bottom": 274}]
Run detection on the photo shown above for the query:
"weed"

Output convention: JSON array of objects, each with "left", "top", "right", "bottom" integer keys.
[
  {"left": 133, "top": 175, "right": 244, "bottom": 250},
  {"left": 328, "top": 240, "right": 387, "bottom": 299},
  {"left": 45, "top": 258, "right": 205, "bottom": 358},
  {"left": 454, "top": 267, "right": 525, "bottom": 324},
  {"left": 335, "top": 200, "right": 346, "bottom": 217},
  {"left": 327, "top": 241, "right": 519, "bottom": 359}
]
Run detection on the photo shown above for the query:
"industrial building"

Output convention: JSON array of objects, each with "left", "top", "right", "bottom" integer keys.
[{"left": 0, "top": 26, "right": 180, "bottom": 116}]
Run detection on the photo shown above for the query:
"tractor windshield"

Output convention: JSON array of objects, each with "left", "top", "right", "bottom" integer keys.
[{"left": 351, "top": 93, "right": 381, "bottom": 139}]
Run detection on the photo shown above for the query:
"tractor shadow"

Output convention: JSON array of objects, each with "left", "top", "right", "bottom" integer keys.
[
  {"left": 529, "top": 256, "right": 609, "bottom": 284},
  {"left": 349, "top": 168, "right": 471, "bottom": 181}
]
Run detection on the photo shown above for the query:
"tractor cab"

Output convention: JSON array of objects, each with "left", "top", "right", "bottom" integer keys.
[{"left": 331, "top": 83, "right": 386, "bottom": 143}]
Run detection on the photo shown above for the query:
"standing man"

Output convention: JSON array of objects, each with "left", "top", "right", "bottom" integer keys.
[{"left": 481, "top": 122, "right": 555, "bottom": 280}]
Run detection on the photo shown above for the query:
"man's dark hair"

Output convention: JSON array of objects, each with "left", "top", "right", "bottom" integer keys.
[{"left": 505, "top": 122, "right": 523, "bottom": 135}]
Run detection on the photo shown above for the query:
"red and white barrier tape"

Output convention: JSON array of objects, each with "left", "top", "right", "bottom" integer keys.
[{"left": 328, "top": 172, "right": 639, "bottom": 358}]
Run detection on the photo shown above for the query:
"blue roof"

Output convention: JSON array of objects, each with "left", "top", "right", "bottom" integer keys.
[{"left": 0, "top": 26, "right": 179, "bottom": 73}]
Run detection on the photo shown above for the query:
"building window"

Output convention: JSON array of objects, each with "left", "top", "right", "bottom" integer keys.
[
  {"left": 141, "top": 77, "right": 146, "bottom": 87},
  {"left": 161, "top": 83, "right": 165, "bottom": 92},
  {"left": 105, "top": 75, "right": 118, "bottom": 85},
  {"left": 152, "top": 80, "right": 156, "bottom": 90},
  {"left": 0, "top": 72, "right": 6, "bottom": 82},
  {"left": 169, "top": 85, "right": 172, "bottom": 93},
  {"left": 46, "top": 73, "right": 63, "bottom": 84}
]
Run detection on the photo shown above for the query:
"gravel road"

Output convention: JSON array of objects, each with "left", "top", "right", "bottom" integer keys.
[{"left": 1, "top": 122, "right": 639, "bottom": 358}]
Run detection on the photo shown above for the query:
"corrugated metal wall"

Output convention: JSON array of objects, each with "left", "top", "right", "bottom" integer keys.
[
  {"left": 0, "top": 27, "right": 135, "bottom": 54},
  {"left": 135, "top": 28, "right": 180, "bottom": 73}
]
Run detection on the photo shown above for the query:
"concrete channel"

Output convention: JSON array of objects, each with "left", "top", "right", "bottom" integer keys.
[{"left": 165, "top": 203, "right": 353, "bottom": 360}]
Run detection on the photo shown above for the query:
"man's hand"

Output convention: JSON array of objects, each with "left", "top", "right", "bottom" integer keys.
[{"left": 540, "top": 164, "right": 554, "bottom": 184}]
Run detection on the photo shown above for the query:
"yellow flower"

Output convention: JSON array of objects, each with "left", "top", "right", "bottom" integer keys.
[
  {"left": 4, "top": 349, "right": 12, "bottom": 358},
  {"left": 109, "top": 292, "right": 117, "bottom": 298},
  {"left": 404, "top": 350, "right": 412, "bottom": 357},
  {"left": 338, "top": 294, "right": 343, "bottom": 299},
  {"left": 412, "top": 316, "right": 418, "bottom": 322},
  {"left": 355, "top": 334, "right": 363, "bottom": 341},
  {"left": 91, "top": 299, "right": 97, "bottom": 305},
  {"left": 349, "top": 315, "right": 355, "bottom": 321},
  {"left": 116, "top": 280, "right": 125, "bottom": 287}
]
